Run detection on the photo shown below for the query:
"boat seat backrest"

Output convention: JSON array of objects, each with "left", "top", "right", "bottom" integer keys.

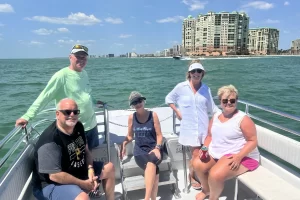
[
  {"left": 0, "top": 143, "right": 35, "bottom": 200},
  {"left": 92, "top": 143, "right": 121, "bottom": 180},
  {"left": 165, "top": 138, "right": 192, "bottom": 162},
  {"left": 256, "top": 125, "right": 300, "bottom": 169}
]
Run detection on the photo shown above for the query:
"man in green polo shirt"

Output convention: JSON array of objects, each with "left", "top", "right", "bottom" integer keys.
[{"left": 15, "top": 44, "right": 100, "bottom": 149}]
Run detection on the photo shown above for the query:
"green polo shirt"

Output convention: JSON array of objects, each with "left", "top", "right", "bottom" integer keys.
[{"left": 21, "top": 67, "right": 97, "bottom": 131}]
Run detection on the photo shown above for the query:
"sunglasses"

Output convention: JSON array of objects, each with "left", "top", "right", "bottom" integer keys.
[
  {"left": 190, "top": 69, "right": 203, "bottom": 74},
  {"left": 72, "top": 44, "right": 88, "bottom": 53},
  {"left": 59, "top": 109, "right": 80, "bottom": 116},
  {"left": 131, "top": 98, "right": 143, "bottom": 106},
  {"left": 221, "top": 99, "right": 237, "bottom": 104}
]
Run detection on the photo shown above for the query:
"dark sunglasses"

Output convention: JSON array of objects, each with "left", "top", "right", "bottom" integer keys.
[
  {"left": 221, "top": 99, "right": 237, "bottom": 104},
  {"left": 72, "top": 44, "right": 88, "bottom": 53},
  {"left": 131, "top": 98, "right": 143, "bottom": 106},
  {"left": 190, "top": 69, "right": 203, "bottom": 74},
  {"left": 59, "top": 109, "right": 80, "bottom": 116}
]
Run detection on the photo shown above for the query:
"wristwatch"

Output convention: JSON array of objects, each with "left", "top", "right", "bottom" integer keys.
[{"left": 155, "top": 144, "right": 162, "bottom": 150}]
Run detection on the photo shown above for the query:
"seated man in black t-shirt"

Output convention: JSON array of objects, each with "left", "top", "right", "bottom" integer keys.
[{"left": 32, "top": 98, "right": 115, "bottom": 200}]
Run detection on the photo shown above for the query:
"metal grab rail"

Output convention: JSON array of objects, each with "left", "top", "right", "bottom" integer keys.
[
  {"left": 103, "top": 103, "right": 111, "bottom": 162},
  {"left": 238, "top": 99, "right": 300, "bottom": 137},
  {"left": 172, "top": 109, "right": 190, "bottom": 193},
  {"left": 0, "top": 126, "right": 22, "bottom": 150}
]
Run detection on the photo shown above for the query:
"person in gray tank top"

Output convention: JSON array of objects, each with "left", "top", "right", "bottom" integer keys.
[{"left": 120, "top": 91, "right": 163, "bottom": 200}]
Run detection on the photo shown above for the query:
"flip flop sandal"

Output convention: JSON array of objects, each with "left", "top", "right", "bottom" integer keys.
[
  {"left": 191, "top": 181, "right": 202, "bottom": 190},
  {"left": 89, "top": 189, "right": 103, "bottom": 198}
]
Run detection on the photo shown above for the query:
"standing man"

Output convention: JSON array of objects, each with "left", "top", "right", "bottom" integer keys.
[
  {"left": 15, "top": 44, "right": 100, "bottom": 149},
  {"left": 32, "top": 98, "right": 115, "bottom": 200}
]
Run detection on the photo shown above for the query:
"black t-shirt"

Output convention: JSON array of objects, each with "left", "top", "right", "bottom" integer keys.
[{"left": 32, "top": 121, "right": 87, "bottom": 189}]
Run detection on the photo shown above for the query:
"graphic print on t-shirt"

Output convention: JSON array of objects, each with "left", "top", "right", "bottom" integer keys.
[
  {"left": 134, "top": 127, "right": 152, "bottom": 138},
  {"left": 67, "top": 135, "right": 86, "bottom": 168}
]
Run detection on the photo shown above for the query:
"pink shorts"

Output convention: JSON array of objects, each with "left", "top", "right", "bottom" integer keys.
[{"left": 225, "top": 154, "right": 259, "bottom": 171}]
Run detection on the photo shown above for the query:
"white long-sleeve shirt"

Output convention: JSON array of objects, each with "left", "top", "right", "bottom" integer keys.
[{"left": 165, "top": 81, "right": 219, "bottom": 146}]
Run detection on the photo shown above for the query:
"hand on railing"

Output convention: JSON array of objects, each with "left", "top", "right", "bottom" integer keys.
[
  {"left": 96, "top": 100, "right": 106, "bottom": 108},
  {"left": 15, "top": 118, "right": 28, "bottom": 128}
]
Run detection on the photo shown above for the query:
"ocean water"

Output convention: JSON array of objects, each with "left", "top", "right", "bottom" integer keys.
[{"left": 0, "top": 56, "right": 300, "bottom": 140}]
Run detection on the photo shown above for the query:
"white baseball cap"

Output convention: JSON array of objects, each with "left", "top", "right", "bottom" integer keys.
[{"left": 188, "top": 63, "right": 205, "bottom": 72}]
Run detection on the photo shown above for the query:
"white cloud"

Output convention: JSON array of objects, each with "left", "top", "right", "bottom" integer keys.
[
  {"left": 25, "top": 12, "right": 101, "bottom": 26},
  {"left": 156, "top": 16, "right": 185, "bottom": 23},
  {"left": 105, "top": 17, "right": 123, "bottom": 24},
  {"left": 249, "top": 21, "right": 255, "bottom": 24},
  {"left": 114, "top": 43, "right": 124, "bottom": 46},
  {"left": 32, "top": 28, "right": 70, "bottom": 35},
  {"left": 32, "top": 28, "right": 54, "bottom": 35},
  {"left": 0, "top": 4, "right": 14, "bottom": 13},
  {"left": 265, "top": 19, "right": 280, "bottom": 23},
  {"left": 241, "top": 1, "right": 273, "bottom": 10},
  {"left": 182, "top": 0, "right": 207, "bottom": 11},
  {"left": 57, "top": 28, "right": 69, "bottom": 33},
  {"left": 0, "top": 33, "right": 2, "bottom": 40},
  {"left": 0, "top": 23, "right": 4, "bottom": 27},
  {"left": 283, "top": 30, "right": 290, "bottom": 34},
  {"left": 57, "top": 39, "right": 95, "bottom": 45},
  {"left": 144, "top": 21, "right": 151, "bottom": 24},
  {"left": 119, "top": 34, "right": 132, "bottom": 38},
  {"left": 284, "top": 1, "right": 290, "bottom": 6},
  {"left": 29, "top": 41, "right": 44, "bottom": 45}
]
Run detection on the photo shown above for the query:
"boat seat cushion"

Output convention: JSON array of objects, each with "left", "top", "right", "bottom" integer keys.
[{"left": 237, "top": 165, "right": 300, "bottom": 200}]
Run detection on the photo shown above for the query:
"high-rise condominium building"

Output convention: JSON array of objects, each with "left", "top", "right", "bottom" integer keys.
[
  {"left": 248, "top": 28, "right": 279, "bottom": 55},
  {"left": 182, "top": 11, "right": 249, "bottom": 56},
  {"left": 291, "top": 39, "right": 300, "bottom": 55}
]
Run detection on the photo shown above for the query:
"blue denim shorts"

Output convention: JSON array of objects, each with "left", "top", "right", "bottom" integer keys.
[
  {"left": 85, "top": 126, "right": 99, "bottom": 150},
  {"left": 33, "top": 161, "right": 104, "bottom": 200}
]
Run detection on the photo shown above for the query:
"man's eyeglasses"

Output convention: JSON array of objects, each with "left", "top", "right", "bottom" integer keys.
[
  {"left": 221, "top": 99, "right": 237, "bottom": 104},
  {"left": 190, "top": 69, "right": 203, "bottom": 74},
  {"left": 59, "top": 110, "right": 80, "bottom": 116},
  {"left": 131, "top": 98, "right": 143, "bottom": 106},
  {"left": 72, "top": 44, "right": 88, "bottom": 53}
]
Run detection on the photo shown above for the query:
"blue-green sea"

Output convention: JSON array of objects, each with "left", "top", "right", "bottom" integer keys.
[{"left": 1, "top": 56, "right": 300, "bottom": 140}]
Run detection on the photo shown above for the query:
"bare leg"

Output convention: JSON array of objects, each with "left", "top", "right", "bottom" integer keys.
[
  {"left": 193, "top": 155, "right": 216, "bottom": 200},
  {"left": 208, "top": 156, "right": 248, "bottom": 200},
  {"left": 150, "top": 174, "right": 159, "bottom": 200},
  {"left": 190, "top": 146, "right": 201, "bottom": 189},
  {"left": 144, "top": 162, "right": 157, "bottom": 200},
  {"left": 99, "top": 162, "right": 115, "bottom": 200}
]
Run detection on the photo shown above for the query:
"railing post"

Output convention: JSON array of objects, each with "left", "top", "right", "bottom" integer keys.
[
  {"left": 172, "top": 110, "right": 176, "bottom": 135},
  {"left": 182, "top": 145, "right": 190, "bottom": 193},
  {"left": 245, "top": 104, "right": 249, "bottom": 115},
  {"left": 24, "top": 127, "right": 29, "bottom": 143},
  {"left": 103, "top": 103, "right": 111, "bottom": 162}
]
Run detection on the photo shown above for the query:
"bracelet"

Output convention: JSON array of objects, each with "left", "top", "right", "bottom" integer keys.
[
  {"left": 88, "top": 166, "right": 94, "bottom": 169},
  {"left": 155, "top": 144, "right": 162, "bottom": 150}
]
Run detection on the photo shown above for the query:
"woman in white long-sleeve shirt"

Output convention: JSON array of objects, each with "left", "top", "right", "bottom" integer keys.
[{"left": 165, "top": 60, "right": 219, "bottom": 189}]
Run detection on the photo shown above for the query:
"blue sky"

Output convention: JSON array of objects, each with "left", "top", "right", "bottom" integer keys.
[{"left": 0, "top": 0, "right": 299, "bottom": 58}]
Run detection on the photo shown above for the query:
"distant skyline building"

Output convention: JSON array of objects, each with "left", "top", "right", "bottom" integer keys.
[
  {"left": 182, "top": 11, "right": 249, "bottom": 56},
  {"left": 248, "top": 28, "right": 279, "bottom": 55},
  {"left": 291, "top": 39, "right": 300, "bottom": 55}
]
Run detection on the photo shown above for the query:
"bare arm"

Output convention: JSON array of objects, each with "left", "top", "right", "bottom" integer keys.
[
  {"left": 85, "top": 144, "right": 94, "bottom": 169},
  {"left": 203, "top": 117, "right": 213, "bottom": 147},
  {"left": 49, "top": 172, "right": 83, "bottom": 186},
  {"left": 237, "top": 116, "right": 258, "bottom": 158},
  {"left": 123, "top": 114, "right": 134, "bottom": 146},
  {"left": 153, "top": 112, "right": 163, "bottom": 146}
]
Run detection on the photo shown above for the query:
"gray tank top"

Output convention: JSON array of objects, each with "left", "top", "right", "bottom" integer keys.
[{"left": 133, "top": 111, "right": 157, "bottom": 156}]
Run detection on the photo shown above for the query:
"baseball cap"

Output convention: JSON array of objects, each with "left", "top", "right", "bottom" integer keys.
[
  {"left": 70, "top": 44, "right": 89, "bottom": 55},
  {"left": 188, "top": 63, "right": 205, "bottom": 72}
]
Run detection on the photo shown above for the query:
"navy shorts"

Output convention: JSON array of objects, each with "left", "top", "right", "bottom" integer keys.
[
  {"left": 85, "top": 126, "right": 99, "bottom": 150},
  {"left": 33, "top": 161, "right": 104, "bottom": 200},
  {"left": 134, "top": 152, "right": 162, "bottom": 174}
]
